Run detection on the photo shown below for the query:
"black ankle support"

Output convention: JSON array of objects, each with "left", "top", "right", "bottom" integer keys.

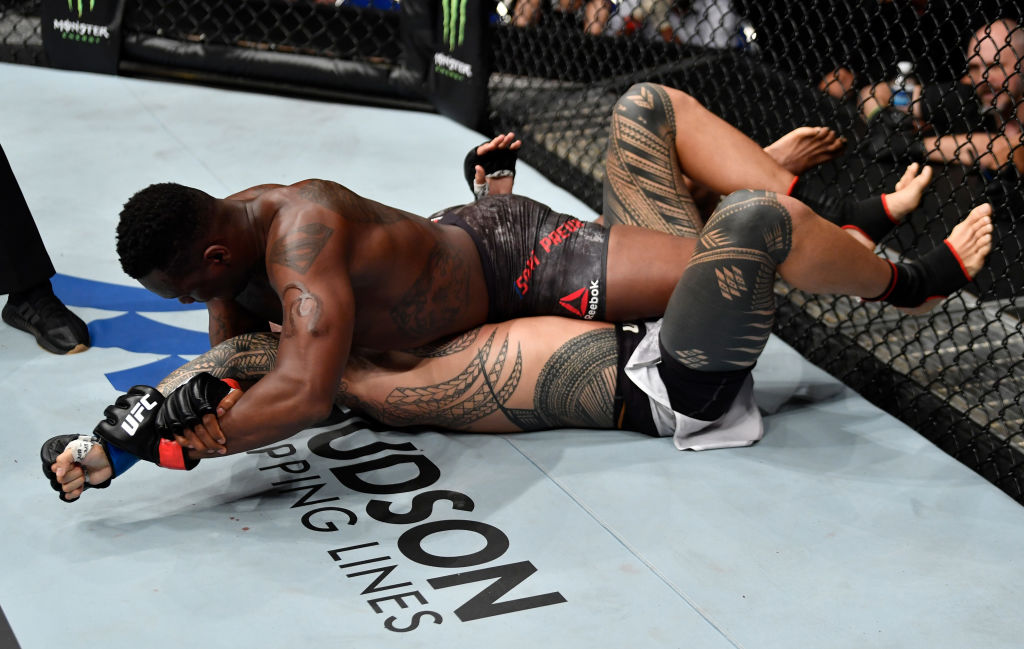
[
  {"left": 864, "top": 242, "right": 971, "bottom": 307},
  {"left": 789, "top": 177, "right": 895, "bottom": 242},
  {"left": 839, "top": 196, "right": 895, "bottom": 243}
]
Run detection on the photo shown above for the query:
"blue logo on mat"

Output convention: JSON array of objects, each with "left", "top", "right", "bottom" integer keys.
[{"left": 52, "top": 274, "right": 210, "bottom": 391}]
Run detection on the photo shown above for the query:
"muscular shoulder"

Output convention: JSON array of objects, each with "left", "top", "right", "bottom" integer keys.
[
  {"left": 280, "top": 179, "right": 413, "bottom": 226},
  {"left": 224, "top": 183, "right": 288, "bottom": 201}
]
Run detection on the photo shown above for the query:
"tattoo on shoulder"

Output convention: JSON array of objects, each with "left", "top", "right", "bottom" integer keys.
[{"left": 268, "top": 223, "right": 333, "bottom": 274}]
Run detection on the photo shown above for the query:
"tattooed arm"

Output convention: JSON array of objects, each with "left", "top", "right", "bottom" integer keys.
[{"left": 206, "top": 209, "right": 354, "bottom": 453}]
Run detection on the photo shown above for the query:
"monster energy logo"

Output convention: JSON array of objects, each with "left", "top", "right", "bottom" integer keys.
[
  {"left": 69, "top": 0, "right": 96, "bottom": 18},
  {"left": 441, "top": 0, "right": 468, "bottom": 51},
  {"left": 52, "top": 18, "right": 110, "bottom": 43}
]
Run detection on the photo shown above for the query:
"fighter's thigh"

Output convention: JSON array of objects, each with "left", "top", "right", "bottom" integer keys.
[
  {"left": 604, "top": 224, "right": 697, "bottom": 321},
  {"left": 603, "top": 82, "right": 701, "bottom": 236}
]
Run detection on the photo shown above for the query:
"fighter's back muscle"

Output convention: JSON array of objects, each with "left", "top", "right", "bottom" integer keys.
[{"left": 252, "top": 180, "right": 488, "bottom": 348}]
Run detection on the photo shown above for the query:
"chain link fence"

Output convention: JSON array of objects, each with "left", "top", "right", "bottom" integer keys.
[{"left": 3, "top": 0, "right": 1023, "bottom": 501}]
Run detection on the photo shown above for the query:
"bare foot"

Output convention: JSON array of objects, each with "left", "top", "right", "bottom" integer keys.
[
  {"left": 899, "top": 203, "right": 993, "bottom": 315},
  {"left": 765, "top": 126, "right": 846, "bottom": 174},
  {"left": 946, "top": 203, "right": 994, "bottom": 278},
  {"left": 883, "top": 163, "right": 934, "bottom": 222},
  {"left": 843, "top": 163, "right": 934, "bottom": 251}
]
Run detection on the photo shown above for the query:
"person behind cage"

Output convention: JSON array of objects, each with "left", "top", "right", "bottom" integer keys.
[{"left": 859, "top": 18, "right": 1024, "bottom": 177}]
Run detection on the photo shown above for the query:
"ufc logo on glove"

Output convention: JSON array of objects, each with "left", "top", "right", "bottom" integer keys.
[{"left": 120, "top": 395, "right": 158, "bottom": 436}]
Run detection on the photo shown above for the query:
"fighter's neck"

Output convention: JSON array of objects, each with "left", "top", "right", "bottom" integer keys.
[{"left": 241, "top": 201, "right": 269, "bottom": 256}]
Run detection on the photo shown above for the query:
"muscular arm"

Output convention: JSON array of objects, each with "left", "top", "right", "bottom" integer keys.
[{"left": 212, "top": 212, "right": 354, "bottom": 452}]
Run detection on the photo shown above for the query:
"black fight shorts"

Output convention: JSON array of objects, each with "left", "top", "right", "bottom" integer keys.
[
  {"left": 434, "top": 195, "right": 610, "bottom": 322},
  {"left": 613, "top": 321, "right": 659, "bottom": 436}
]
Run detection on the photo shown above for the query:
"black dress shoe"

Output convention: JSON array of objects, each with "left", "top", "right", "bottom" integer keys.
[{"left": 2, "top": 282, "right": 90, "bottom": 354}]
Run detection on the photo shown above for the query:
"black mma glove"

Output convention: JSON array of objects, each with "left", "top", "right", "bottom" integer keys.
[
  {"left": 860, "top": 107, "right": 926, "bottom": 163},
  {"left": 93, "top": 385, "right": 198, "bottom": 470},
  {"left": 464, "top": 140, "right": 518, "bottom": 199},
  {"left": 156, "top": 372, "right": 238, "bottom": 439},
  {"left": 41, "top": 434, "right": 114, "bottom": 503}
]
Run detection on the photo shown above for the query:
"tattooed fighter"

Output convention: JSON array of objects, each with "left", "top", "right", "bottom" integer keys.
[
  {"left": 108, "top": 84, "right": 934, "bottom": 463},
  {"left": 46, "top": 189, "right": 993, "bottom": 501}
]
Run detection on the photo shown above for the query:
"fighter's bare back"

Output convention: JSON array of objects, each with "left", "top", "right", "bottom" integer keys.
[{"left": 219, "top": 179, "right": 489, "bottom": 350}]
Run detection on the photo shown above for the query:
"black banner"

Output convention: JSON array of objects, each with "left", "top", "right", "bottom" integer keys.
[
  {"left": 41, "top": 0, "right": 126, "bottom": 75},
  {"left": 427, "top": 0, "right": 493, "bottom": 132}
]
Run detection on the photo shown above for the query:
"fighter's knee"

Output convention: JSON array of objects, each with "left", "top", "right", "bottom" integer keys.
[
  {"left": 621, "top": 81, "right": 664, "bottom": 99},
  {"left": 705, "top": 190, "right": 794, "bottom": 263},
  {"left": 613, "top": 82, "right": 676, "bottom": 124}
]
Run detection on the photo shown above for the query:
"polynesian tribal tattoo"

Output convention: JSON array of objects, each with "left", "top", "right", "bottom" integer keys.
[
  {"left": 157, "top": 332, "right": 280, "bottom": 394},
  {"left": 603, "top": 82, "right": 702, "bottom": 237},
  {"left": 368, "top": 329, "right": 522, "bottom": 429},
  {"left": 509, "top": 328, "right": 617, "bottom": 430},
  {"left": 350, "top": 328, "right": 617, "bottom": 431},
  {"left": 660, "top": 191, "right": 792, "bottom": 371}
]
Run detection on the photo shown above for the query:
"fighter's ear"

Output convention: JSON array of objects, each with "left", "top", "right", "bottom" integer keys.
[{"left": 203, "top": 244, "right": 231, "bottom": 266}]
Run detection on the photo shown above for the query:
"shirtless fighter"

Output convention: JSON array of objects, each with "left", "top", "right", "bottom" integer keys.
[
  {"left": 90, "top": 81, "right": 948, "bottom": 469},
  {"left": 45, "top": 191, "right": 994, "bottom": 501}
]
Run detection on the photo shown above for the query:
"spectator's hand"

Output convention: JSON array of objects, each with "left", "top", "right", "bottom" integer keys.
[
  {"left": 819, "top": 67, "right": 856, "bottom": 101},
  {"left": 859, "top": 82, "right": 893, "bottom": 121},
  {"left": 860, "top": 107, "right": 925, "bottom": 163}
]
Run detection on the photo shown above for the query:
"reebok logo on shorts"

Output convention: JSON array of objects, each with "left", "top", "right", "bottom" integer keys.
[{"left": 559, "top": 280, "right": 601, "bottom": 320}]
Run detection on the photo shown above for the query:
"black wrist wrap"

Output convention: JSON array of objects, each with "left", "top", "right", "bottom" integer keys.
[{"left": 464, "top": 141, "right": 518, "bottom": 194}]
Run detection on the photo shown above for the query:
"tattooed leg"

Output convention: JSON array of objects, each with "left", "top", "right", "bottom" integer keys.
[
  {"left": 655, "top": 190, "right": 891, "bottom": 420},
  {"left": 658, "top": 191, "right": 794, "bottom": 381},
  {"left": 518, "top": 328, "right": 617, "bottom": 430},
  {"left": 157, "top": 332, "right": 280, "bottom": 394},
  {"left": 340, "top": 322, "right": 617, "bottom": 432},
  {"left": 604, "top": 82, "right": 701, "bottom": 236},
  {"left": 603, "top": 83, "right": 798, "bottom": 237}
]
